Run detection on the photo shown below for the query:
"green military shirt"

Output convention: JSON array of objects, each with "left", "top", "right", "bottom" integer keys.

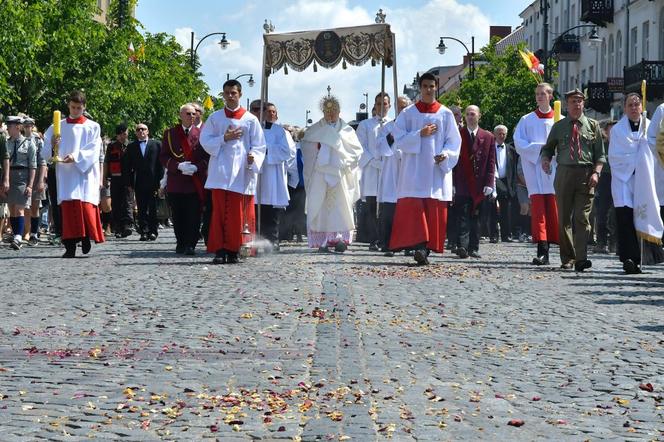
[
  {"left": 0, "top": 134, "right": 7, "bottom": 162},
  {"left": 541, "top": 114, "right": 606, "bottom": 167}
]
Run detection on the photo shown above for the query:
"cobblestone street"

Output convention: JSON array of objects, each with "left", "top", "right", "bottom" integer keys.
[{"left": 1, "top": 230, "right": 663, "bottom": 441}]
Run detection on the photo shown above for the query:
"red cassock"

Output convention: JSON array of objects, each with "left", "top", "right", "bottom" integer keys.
[
  {"left": 61, "top": 200, "right": 105, "bottom": 243},
  {"left": 389, "top": 197, "right": 447, "bottom": 253},
  {"left": 531, "top": 194, "right": 559, "bottom": 243},
  {"left": 206, "top": 190, "right": 255, "bottom": 253}
]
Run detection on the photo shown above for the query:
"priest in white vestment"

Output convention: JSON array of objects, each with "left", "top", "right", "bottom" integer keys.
[
  {"left": 43, "top": 90, "right": 105, "bottom": 258},
  {"left": 300, "top": 96, "right": 362, "bottom": 252},
  {"left": 609, "top": 93, "right": 663, "bottom": 274}
]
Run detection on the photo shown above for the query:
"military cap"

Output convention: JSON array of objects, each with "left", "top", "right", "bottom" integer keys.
[
  {"left": 5, "top": 116, "right": 23, "bottom": 125},
  {"left": 564, "top": 88, "right": 585, "bottom": 100},
  {"left": 22, "top": 117, "right": 35, "bottom": 125}
]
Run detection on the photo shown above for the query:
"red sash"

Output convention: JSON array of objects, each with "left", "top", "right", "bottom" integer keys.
[{"left": 172, "top": 127, "right": 205, "bottom": 205}]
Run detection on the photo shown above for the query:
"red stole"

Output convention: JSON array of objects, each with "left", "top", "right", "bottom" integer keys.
[
  {"left": 459, "top": 129, "right": 483, "bottom": 209},
  {"left": 224, "top": 107, "right": 247, "bottom": 119},
  {"left": 535, "top": 108, "right": 554, "bottom": 119},
  {"left": 66, "top": 116, "right": 88, "bottom": 124},
  {"left": 415, "top": 101, "right": 441, "bottom": 114},
  {"left": 174, "top": 126, "right": 205, "bottom": 205}
]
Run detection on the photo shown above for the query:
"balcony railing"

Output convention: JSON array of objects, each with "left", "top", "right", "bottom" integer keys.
[
  {"left": 586, "top": 82, "right": 612, "bottom": 114},
  {"left": 581, "top": 0, "right": 613, "bottom": 27},
  {"left": 624, "top": 60, "right": 664, "bottom": 100},
  {"left": 551, "top": 34, "right": 581, "bottom": 62}
]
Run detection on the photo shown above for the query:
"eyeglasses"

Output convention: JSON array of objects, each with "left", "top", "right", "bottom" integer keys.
[{"left": 136, "top": 127, "right": 148, "bottom": 131}]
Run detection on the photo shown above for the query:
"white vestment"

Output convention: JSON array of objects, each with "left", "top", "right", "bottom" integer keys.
[
  {"left": 200, "top": 108, "right": 266, "bottom": 195},
  {"left": 647, "top": 103, "right": 664, "bottom": 204},
  {"left": 393, "top": 104, "right": 461, "bottom": 201},
  {"left": 513, "top": 111, "right": 557, "bottom": 196},
  {"left": 357, "top": 116, "right": 390, "bottom": 199},
  {"left": 256, "top": 122, "right": 294, "bottom": 207},
  {"left": 611, "top": 115, "right": 663, "bottom": 242},
  {"left": 43, "top": 118, "right": 102, "bottom": 204},
  {"left": 300, "top": 119, "right": 362, "bottom": 246},
  {"left": 376, "top": 120, "right": 401, "bottom": 204}
]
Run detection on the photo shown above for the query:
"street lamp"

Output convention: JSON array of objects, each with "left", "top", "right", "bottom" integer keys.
[
  {"left": 190, "top": 31, "right": 229, "bottom": 69},
  {"left": 436, "top": 36, "right": 475, "bottom": 80},
  {"left": 227, "top": 73, "right": 255, "bottom": 87},
  {"left": 305, "top": 110, "right": 311, "bottom": 126}
]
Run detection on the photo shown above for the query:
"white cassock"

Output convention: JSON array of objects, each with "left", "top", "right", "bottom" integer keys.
[
  {"left": 43, "top": 118, "right": 102, "bottom": 204},
  {"left": 610, "top": 115, "right": 663, "bottom": 242},
  {"left": 200, "top": 109, "right": 266, "bottom": 194},
  {"left": 513, "top": 111, "right": 557, "bottom": 196},
  {"left": 647, "top": 103, "right": 664, "bottom": 205},
  {"left": 300, "top": 118, "right": 362, "bottom": 247},
  {"left": 285, "top": 131, "right": 300, "bottom": 188},
  {"left": 357, "top": 116, "right": 390, "bottom": 199},
  {"left": 256, "top": 122, "right": 294, "bottom": 207},
  {"left": 394, "top": 104, "right": 461, "bottom": 201},
  {"left": 376, "top": 120, "right": 401, "bottom": 204}
]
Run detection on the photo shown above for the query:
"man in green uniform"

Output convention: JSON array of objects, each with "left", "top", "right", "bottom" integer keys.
[{"left": 541, "top": 88, "right": 605, "bottom": 272}]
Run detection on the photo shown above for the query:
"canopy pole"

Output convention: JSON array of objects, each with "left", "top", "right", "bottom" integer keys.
[
  {"left": 256, "top": 38, "right": 270, "bottom": 240},
  {"left": 391, "top": 32, "right": 399, "bottom": 117}
]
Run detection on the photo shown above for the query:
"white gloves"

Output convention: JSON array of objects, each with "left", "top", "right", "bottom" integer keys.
[
  {"left": 483, "top": 186, "right": 494, "bottom": 196},
  {"left": 178, "top": 161, "right": 197, "bottom": 176}
]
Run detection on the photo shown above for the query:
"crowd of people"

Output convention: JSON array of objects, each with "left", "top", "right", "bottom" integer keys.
[{"left": 1, "top": 76, "right": 664, "bottom": 274}]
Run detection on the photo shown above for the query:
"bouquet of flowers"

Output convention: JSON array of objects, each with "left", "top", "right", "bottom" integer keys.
[{"left": 519, "top": 49, "right": 544, "bottom": 83}]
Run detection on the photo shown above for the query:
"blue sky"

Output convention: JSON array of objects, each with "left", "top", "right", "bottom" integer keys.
[{"left": 136, "top": 0, "right": 530, "bottom": 125}]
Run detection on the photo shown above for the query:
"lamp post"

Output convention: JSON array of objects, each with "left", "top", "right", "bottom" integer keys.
[
  {"left": 549, "top": 25, "right": 602, "bottom": 83},
  {"left": 190, "top": 31, "right": 229, "bottom": 70},
  {"left": 436, "top": 36, "right": 475, "bottom": 80},
  {"left": 553, "top": 25, "right": 603, "bottom": 49},
  {"left": 226, "top": 73, "right": 255, "bottom": 87},
  {"left": 305, "top": 110, "right": 311, "bottom": 127}
]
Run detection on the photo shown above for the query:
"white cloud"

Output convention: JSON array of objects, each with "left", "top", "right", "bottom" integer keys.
[{"left": 182, "top": 0, "right": 492, "bottom": 126}]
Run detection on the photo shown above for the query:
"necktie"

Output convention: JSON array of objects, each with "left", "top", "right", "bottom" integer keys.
[
  {"left": 184, "top": 128, "right": 189, "bottom": 136},
  {"left": 470, "top": 131, "right": 475, "bottom": 145},
  {"left": 570, "top": 121, "right": 581, "bottom": 160}
]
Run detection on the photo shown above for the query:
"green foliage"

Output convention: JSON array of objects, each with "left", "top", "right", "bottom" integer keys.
[
  {"left": 0, "top": 0, "right": 208, "bottom": 139},
  {"left": 439, "top": 40, "right": 558, "bottom": 139}
]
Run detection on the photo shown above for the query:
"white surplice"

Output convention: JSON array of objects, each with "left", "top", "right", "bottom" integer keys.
[
  {"left": 357, "top": 116, "right": 390, "bottom": 199},
  {"left": 43, "top": 118, "right": 102, "bottom": 204},
  {"left": 393, "top": 104, "right": 461, "bottom": 201},
  {"left": 647, "top": 103, "right": 664, "bottom": 204},
  {"left": 200, "top": 109, "right": 266, "bottom": 195},
  {"left": 375, "top": 120, "right": 401, "bottom": 204},
  {"left": 300, "top": 119, "right": 362, "bottom": 246},
  {"left": 256, "top": 122, "right": 294, "bottom": 207},
  {"left": 513, "top": 111, "right": 557, "bottom": 196}
]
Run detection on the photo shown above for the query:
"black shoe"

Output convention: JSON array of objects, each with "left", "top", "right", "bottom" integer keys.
[
  {"left": 469, "top": 251, "right": 481, "bottom": 258},
  {"left": 383, "top": 251, "right": 394, "bottom": 257},
  {"left": 457, "top": 247, "right": 469, "bottom": 259},
  {"left": 623, "top": 259, "right": 642, "bottom": 274},
  {"left": 226, "top": 252, "right": 240, "bottom": 264},
  {"left": 414, "top": 249, "right": 429, "bottom": 265},
  {"left": 532, "top": 255, "right": 549, "bottom": 265},
  {"left": 450, "top": 247, "right": 459, "bottom": 255},
  {"left": 62, "top": 249, "right": 76, "bottom": 258},
  {"left": 184, "top": 247, "right": 195, "bottom": 256},
  {"left": 560, "top": 262, "right": 573, "bottom": 270},
  {"left": 213, "top": 250, "right": 227, "bottom": 264},
  {"left": 335, "top": 242, "right": 347, "bottom": 253},
  {"left": 175, "top": 245, "right": 185, "bottom": 254},
  {"left": 368, "top": 242, "right": 379, "bottom": 251},
  {"left": 81, "top": 237, "right": 91, "bottom": 255},
  {"left": 115, "top": 232, "right": 124, "bottom": 239},
  {"left": 404, "top": 250, "right": 414, "bottom": 256},
  {"left": 10, "top": 239, "right": 21, "bottom": 250},
  {"left": 139, "top": 234, "right": 148, "bottom": 241},
  {"left": 318, "top": 246, "right": 330, "bottom": 253},
  {"left": 489, "top": 238, "right": 498, "bottom": 244},
  {"left": 121, "top": 228, "right": 132, "bottom": 238},
  {"left": 62, "top": 241, "right": 76, "bottom": 258},
  {"left": 574, "top": 259, "right": 592, "bottom": 272},
  {"left": 148, "top": 233, "right": 157, "bottom": 241},
  {"left": 501, "top": 238, "right": 513, "bottom": 243}
]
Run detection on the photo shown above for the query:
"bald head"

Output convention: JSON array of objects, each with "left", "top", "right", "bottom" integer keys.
[{"left": 465, "top": 105, "right": 481, "bottom": 130}]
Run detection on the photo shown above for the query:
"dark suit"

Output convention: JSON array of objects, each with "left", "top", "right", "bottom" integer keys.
[
  {"left": 453, "top": 127, "right": 496, "bottom": 253},
  {"left": 124, "top": 138, "right": 163, "bottom": 236},
  {"left": 490, "top": 142, "right": 517, "bottom": 241}
]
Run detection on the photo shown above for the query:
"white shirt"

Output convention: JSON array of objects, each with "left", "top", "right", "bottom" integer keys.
[
  {"left": 199, "top": 109, "right": 266, "bottom": 195},
  {"left": 393, "top": 103, "right": 461, "bottom": 201},
  {"left": 610, "top": 116, "right": 648, "bottom": 208},
  {"left": 513, "top": 110, "right": 557, "bottom": 196},
  {"left": 139, "top": 139, "right": 147, "bottom": 157},
  {"left": 356, "top": 116, "right": 390, "bottom": 199},
  {"left": 376, "top": 120, "right": 401, "bottom": 203},
  {"left": 43, "top": 118, "right": 102, "bottom": 204},
  {"left": 256, "top": 122, "right": 294, "bottom": 207},
  {"left": 495, "top": 143, "right": 507, "bottom": 179}
]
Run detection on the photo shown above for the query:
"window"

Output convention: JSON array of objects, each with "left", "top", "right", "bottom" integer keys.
[
  {"left": 581, "top": 69, "right": 586, "bottom": 87},
  {"left": 536, "top": 32, "right": 540, "bottom": 49},
  {"left": 642, "top": 21, "right": 649, "bottom": 60},
  {"left": 600, "top": 40, "right": 606, "bottom": 79},
  {"left": 608, "top": 35, "right": 614, "bottom": 76},
  {"left": 571, "top": 4, "right": 576, "bottom": 30},
  {"left": 630, "top": 27, "right": 638, "bottom": 65},
  {"left": 555, "top": 17, "right": 559, "bottom": 34},
  {"left": 616, "top": 31, "right": 622, "bottom": 76}
]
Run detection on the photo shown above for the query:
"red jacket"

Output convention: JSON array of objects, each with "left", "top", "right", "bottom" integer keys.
[
  {"left": 454, "top": 127, "right": 496, "bottom": 203},
  {"left": 159, "top": 125, "right": 209, "bottom": 195}
]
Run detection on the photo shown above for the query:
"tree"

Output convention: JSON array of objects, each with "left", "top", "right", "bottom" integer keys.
[
  {"left": 0, "top": 0, "right": 208, "bottom": 138},
  {"left": 439, "top": 40, "right": 558, "bottom": 138}
]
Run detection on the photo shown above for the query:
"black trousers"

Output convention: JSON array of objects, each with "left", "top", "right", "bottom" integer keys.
[
  {"left": 614, "top": 206, "right": 640, "bottom": 264},
  {"left": 168, "top": 192, "right": 201, "bottom": 249},
  {"left": 110, "top": 176, "right": 133, "bottom": 232},
  {"left": 280, "top": 187, "right": 306, "bottom": 241},
  {"left": 135, "top": 188, "right": 158, "bottom": 236},
  {"left": 360, "top": 196, "right": 379, "bottom": 244},
  {"left": 594, "top": 173, "right": 616, "bottom": 246},
  {"left": 447, "top": 201, "right": 459, "bottom": 247},
  {"left": 456, "top": 195, "right": 481, "bottom": 253},
  {"left": 378, "top": 202, "right": 396, "bottom": 250},
  {"left": 46, "top": 168, "right": 61, "bottom": 236},
  {"left": 257, "top": 204, "right": 281, "bottom": 244},
  {"left": 490, "top": 194, "right": 513, "bottom": 241}
]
